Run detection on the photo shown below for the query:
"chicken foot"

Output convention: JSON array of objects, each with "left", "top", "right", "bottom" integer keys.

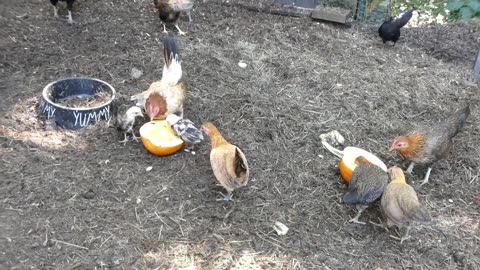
[
  {"left": 349, "top": 206, "right": 367, "bottom": 224},
  {"left": 183, "top": 143, "right": 196, "bottom": 155},
  {"left": 119, "top": 129, "right": 140, "bottom": 145},
  {"left": 131, "top": 133, "right": 140, "bottom": 142},
  {"left": 119, "top": 133, "right": 129, "bottom": 145},
  {"left": 369, "top": 219, "right": 390, "bottom": 232},
  {"left": 174, "top": 24, "right": 186, "bottom": 35},
  {"left": 217, "top": 192, "right": 234, "bottom": 202},
  {"left": 389, "top": 227, "right": 411, "bottom": 244},
  {"left": 419, "top": 167, "right": 432, "bottom": 187}
]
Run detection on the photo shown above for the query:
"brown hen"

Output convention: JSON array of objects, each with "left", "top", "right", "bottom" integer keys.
[{"left": 201, "top": 122, "right": 249, "bottom": 201}]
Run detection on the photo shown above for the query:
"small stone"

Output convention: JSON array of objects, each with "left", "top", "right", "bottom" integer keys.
[
  {"left": 82, "top": 189, "right": 95, "bottom": 200},
  {"left": 273, "top": 221, "right": 289, "bottom": 236},
  {"left": 131, "top": 67, "right": 143, "bottom": 79},
  {"left": 238, "top": 62, "right": 247, "bottom": 68}
]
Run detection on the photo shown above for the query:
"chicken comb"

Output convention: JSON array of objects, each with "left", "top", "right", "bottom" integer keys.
[{"left": 163, "top": 37, "right": 181, "bottom": 68}]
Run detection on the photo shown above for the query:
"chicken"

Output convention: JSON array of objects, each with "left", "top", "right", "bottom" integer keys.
[
  {"left": 132, "top": 37, "right": 186, "bottom": 120},
  {"left": 390, "top": 104, "right": 470, "bottom": 186},
  {"left": 342, "top": 156, "right": 389, "bottom": 224},
  {"left": 201, "top": 122, "right": 249, "bottom": 201},
  {"left": 166, "top": 114, "right": 203, "bottom": 154},
  {"left": 50, "top": 0, "right": 76, "bottom": 24},
  {"left": 380, "top": 166, "right": 432, "bottom": 243},
  {"left": 145, "top": 92, "right": 168, "bottom": 121},
  {"left": 378, "top": 9, "right": 413, "bottom": 46},
  {"left": 153, "top": 0, "right": 194, "bottom": 35},
  {"left": 114, "top": 105, "right": 144, "bottom": 145}
]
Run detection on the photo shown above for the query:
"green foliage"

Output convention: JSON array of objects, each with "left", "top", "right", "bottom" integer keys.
[
  {"left": 447, "top": 0, "right": 480, "bottom": 20},
  {"left": 391, "top": 0, "right": 480, "bottom": 23}
]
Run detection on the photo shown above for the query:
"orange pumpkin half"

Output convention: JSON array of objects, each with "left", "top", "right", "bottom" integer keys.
[
  {"left": 139, "top": 120, "right": 184, "bottom": 156},
  {"left": 338, "top": 147, "right": 387, "bottom": 184}
]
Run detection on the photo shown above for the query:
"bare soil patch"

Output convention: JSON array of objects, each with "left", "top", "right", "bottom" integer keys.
[{"left": 1, "top": 0, "right": 479, "bottom": 269}]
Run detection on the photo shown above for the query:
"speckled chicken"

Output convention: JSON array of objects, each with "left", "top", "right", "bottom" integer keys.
[
  {"left": 201, "top": 122, "right": 249, "bottom": 201},
  {"left": 390, "top": 104, "right": 470, "bottom": 186},
  {"left": 342, "top": 156, "right": 389, "bottom": 224},
  {"left": 114, "top": 105, "right": 144, "bottom": 145},
  {"left": 380, "top": 167, "right": 432, "bottom": 243},
  {"left": 166, "top": 114, "right": 203, "bottom": 154}
]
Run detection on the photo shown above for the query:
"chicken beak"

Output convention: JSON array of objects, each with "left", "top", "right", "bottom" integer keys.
[
  {"left": 148, "top": 112, "right": 156, "bottom": 121},
  {"left": 389, "top": 140, "right": 397, "bottom": 152}
]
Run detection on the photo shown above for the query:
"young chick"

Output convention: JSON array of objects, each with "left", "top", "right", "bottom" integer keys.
[
  {"left": 201, "top": 122, "right": 249, "bottom": 201},
  {"left": 390, "top": 104, "right": 470, "bottom": 186},
  {"left": 50, "top": 0, "right": 75, "bottom": 24},
  {"left": 380, "top": 167, "right": 432, "bottom": 243},
  {"left": 166, "top": 114, "right": 203, "bottom": 154},
  {"left": 342, "top": 156, "right": 389, "bottom": 224},
  {"left": 115, "top": 105, "right": 144, "bottom": 145}
]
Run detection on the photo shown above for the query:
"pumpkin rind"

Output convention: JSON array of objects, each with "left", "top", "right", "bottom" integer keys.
[{"left": 140, "top": 120, "right": 184, "bottom": 156}]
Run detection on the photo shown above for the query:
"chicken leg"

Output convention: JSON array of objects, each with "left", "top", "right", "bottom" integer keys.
[
  {"left": 389, "top": 227, "right": 411, "bottom": 244},
  {"left": 131, "top": 131, "right": 140, "bottom": 142},
  {"left": 119, "top": 133, "right": 129, "bottom": 145},
  {"left": 53, "top": 6, "right": 59, "bottom": 18},
  {"left": 406, "top": 162, "right": 415, "bottom": 174},
  {"left": 419, "top": 167, "right": 432, "bottom": 187},
  {"left": 369, "top": 219, "right": 390, "bottom": 232},
  {"left": 174, "top": 24, "right": 186, "bottom": 35},
  {"left": 183, "top": 143, "right": 196, "bottom": 155},
  {"left": 162, "top": 23, "right": 168, "bottom": 34},
  {"left": 349, "top": 205, "right": 368, "bottom": 224},
  {"left": 67, "top": 10, "right": 73, "bottom": 24}
]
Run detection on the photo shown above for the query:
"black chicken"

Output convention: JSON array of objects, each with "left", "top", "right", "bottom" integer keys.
[
  {"left": 378, "top": 10, "right": 413, "bottom": 46},
  {"left": 50, "top": 0, "right": 76, "bottom": 24}
]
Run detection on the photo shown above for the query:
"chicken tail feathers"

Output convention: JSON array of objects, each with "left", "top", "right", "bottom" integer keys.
[
  {"left": 446, "top": 103, "right": 470, "bottom": 138},
  {"left": 162, "top": 37, "right": 182, "bottom": 85},
  {"left": 393, "top": 9, "right": 413, "bottom": 28}
]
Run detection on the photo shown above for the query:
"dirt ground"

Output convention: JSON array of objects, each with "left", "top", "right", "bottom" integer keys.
[{"left": 1, "top": 0, "right": 480, "bottom": 269}]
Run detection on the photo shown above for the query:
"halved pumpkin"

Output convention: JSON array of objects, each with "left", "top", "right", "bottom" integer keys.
[
  {"left": 339, "top": 147, "right": 387, "bottom": 184},
  {"left": 140, "top": 120, "right": 184, "bottom": 156}
]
